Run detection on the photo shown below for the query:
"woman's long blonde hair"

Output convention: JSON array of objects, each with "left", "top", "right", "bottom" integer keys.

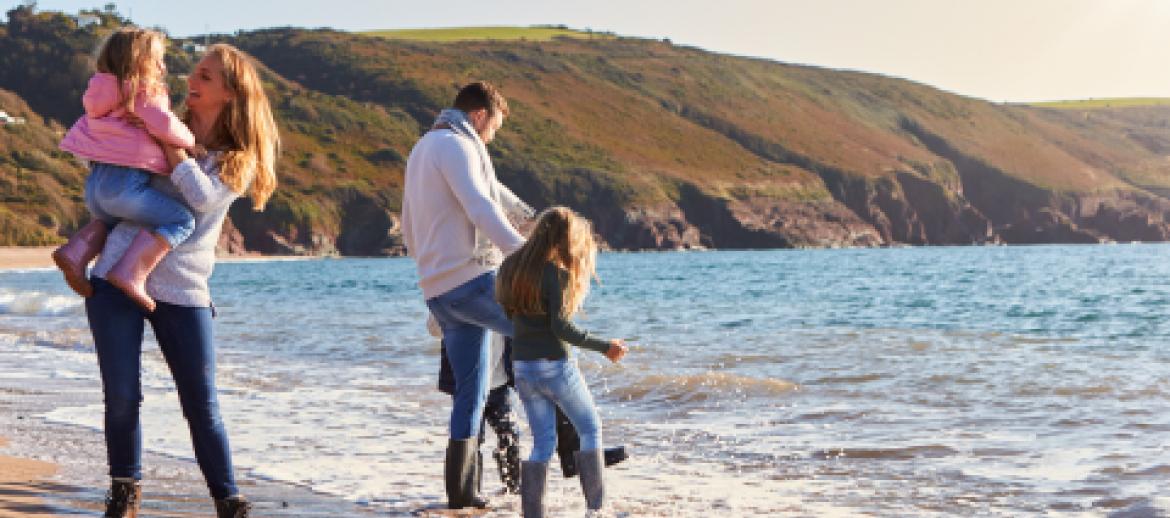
[
  {"left": 94, "top": 27, "right": 166, "bottom": 114},
  {"left": 185, "top": 44, "right": 279, "bottom": 210},
  {"left": 497, "top": 207, "right": 598, "bottom": 318}
]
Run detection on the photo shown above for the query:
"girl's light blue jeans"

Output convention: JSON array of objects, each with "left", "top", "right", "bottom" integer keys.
[
  {"left": 85, "top": 162, "right": 195, "bottom": 248},
  {"left": 513, "top": 357, "right": 603, "bottom": 462}
]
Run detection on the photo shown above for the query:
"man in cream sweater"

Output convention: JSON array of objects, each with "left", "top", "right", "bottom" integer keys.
[{"left": 402, "top": 81, "right": 522, "bottom": 510}]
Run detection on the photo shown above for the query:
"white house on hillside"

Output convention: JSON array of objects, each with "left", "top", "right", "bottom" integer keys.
[{"left": 76, "top": 13, "right": 101, "bottom": 28}]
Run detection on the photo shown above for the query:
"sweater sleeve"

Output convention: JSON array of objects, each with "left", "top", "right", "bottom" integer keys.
[
  {"left": 544, "top": 264, "right": 611, "bottom": 354},
  {"left": 169, "top": 156, "right": 239, "bottom": 212},
  {"left": 437, "top": 136, "right": 525, "bottom": 254},
  {"left": 81, "top": 73, "right": 122, "bottom": 118},
  {"left": 495, "top": 179, "right": 535, "bottom": 222}
]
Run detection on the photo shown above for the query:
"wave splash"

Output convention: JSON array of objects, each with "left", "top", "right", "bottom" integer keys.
[
  {"left": 609, "top": 370, "right": 798, "bottom": 405},
  {"left": 0, "top": 288, "right": 82, "bottom": 316}
]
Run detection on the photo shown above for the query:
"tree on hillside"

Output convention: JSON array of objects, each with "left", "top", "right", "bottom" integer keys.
[{"left": 0, "top": 7, "right": 124, "bottom": 123}]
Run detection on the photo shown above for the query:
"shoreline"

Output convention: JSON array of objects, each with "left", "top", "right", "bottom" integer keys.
[
  {"left": 4, "top": 240, "right": 1165, "bottom": 273},
  {"left": 0, "top": 247, "right": 56, "bottom": 271},
  {"left": 0, "top": 247, "right": 330, "bottom": 272},
  {"left": 0, "top": 354, "right": 392, "bottom": 517}
]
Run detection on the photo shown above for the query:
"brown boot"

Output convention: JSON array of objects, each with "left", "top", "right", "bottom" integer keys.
[
  {"left": 51, "top": 220, "right": 109, "bottom": 297},
  {"left": 106, "top": 230, "right": 171, "bottom": 312},
  {"left": 214, "top": 495, "right": 253, "bottom": 517},
  {"left": 103, "top": 478, "right": 141, "bottom": 518}
]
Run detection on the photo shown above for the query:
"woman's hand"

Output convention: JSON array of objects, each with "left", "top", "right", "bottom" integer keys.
[
  {"left": 605, "top": 339, "right": 628, "bottom": 363},
  {"left": 189, "top": 144, "right": 209, "bottom": 160}
]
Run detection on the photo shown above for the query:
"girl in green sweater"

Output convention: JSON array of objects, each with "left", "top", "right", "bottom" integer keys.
[{"left": 497, "top": 206, "right": 628, "bottom": 517}]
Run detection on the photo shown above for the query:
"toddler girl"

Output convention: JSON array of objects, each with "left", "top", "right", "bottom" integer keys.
[{"left": 55, "top": 27, "right": 196, "bottom": 312}]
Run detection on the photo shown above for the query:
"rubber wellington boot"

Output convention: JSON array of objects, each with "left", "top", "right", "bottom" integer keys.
[
  {"left": 575, "top": 449, "right": 606, "bottom": 514},
  {"left": 445, "top": 438, "right": 489, "bottom": 509},
  {"left": 520, "top": 460, "right": 547, "bottom": 518},
  {"left": 52, "top": 220, "right": 108, "bottom": 297},
  {"left": 106, "top": 230, "right": 170, "bottom": 312}
]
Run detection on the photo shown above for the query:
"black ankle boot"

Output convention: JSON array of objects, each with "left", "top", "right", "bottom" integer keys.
[
  {"left": 103, "top": 478, "right": 141, "bottom": 518},
  {"left": 215, "top": 495, "right": 252, "bottom": 518}
]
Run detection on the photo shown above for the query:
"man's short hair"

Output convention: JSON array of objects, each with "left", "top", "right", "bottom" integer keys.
[{"left": 453, "top": 81, "right": 510, "bottom": 118}]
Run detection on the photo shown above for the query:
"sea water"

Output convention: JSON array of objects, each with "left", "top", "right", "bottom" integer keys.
[{"left": 4, "top": 246, "right": 1170, "bottom": 516}]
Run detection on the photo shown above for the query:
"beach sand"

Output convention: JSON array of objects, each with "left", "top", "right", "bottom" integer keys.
[
  {"left": 0, "top": 436, "right": 60, "bottom": 518},
  {"left": 0, "top": 246, "right": 321, "bottom": 272},
  {"left": 0, "top": 247, "right": 55, "bottom": 271}
]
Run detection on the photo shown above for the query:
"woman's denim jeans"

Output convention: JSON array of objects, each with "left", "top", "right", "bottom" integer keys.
[
  {"left": 513, "top": 358, "right": 603, "bottom": 462},
  {"left": 85, "top": 162, "right": 195, "bottom": 248},
  {"left": 426, "top": 272, "right": 514, "bottom": 439},
  {"left": 85, "top": 277, "right": 239, "bottom": 499}
]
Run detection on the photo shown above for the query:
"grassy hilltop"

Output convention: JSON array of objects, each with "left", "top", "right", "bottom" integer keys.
[{"left": 361, "top": 25, "right": 614, "bottom": 42}]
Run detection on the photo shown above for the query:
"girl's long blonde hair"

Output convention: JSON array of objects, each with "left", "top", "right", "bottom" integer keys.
[
  {"left": 497, "top": 206, "right": 598, "bottom": 318},
  {"left": 185, "top": 44, "right": 279, "bottom": 210},
  {"left": 94, "top": 27, "right": 166, "bottom": 114}
]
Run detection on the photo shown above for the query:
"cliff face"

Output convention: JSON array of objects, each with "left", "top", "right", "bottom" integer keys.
[{"left": 5, "top": 11, "right": 1170, "bottom": 252}]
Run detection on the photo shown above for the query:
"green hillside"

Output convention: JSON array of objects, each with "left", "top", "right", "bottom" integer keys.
[
  {"left": 0, "top": 87, "right": 87, "bottom": 245},
  {"left": 5, "top": 6, "right": 1170, "bottom": 251},
  {"left": 1029, "top": 98, "right": 1170, "bottom": 109}
]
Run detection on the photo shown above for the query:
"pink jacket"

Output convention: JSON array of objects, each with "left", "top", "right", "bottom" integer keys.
[{"left": 59, "top": 73, "right": 195, "bottom": 174}]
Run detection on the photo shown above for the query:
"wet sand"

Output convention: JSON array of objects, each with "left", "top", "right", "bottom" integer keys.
[
  {"left": 0, "top": 246, "right": 320, "bottom": 272},
  {"left": 0, "top": 247, "right": 55, "bottom": 271},
  {"left": 0, "top": 365, "right": 389, "bottom": 517},
  {"left": 0, "top": 436, "right": 61, "bottom": 517}
]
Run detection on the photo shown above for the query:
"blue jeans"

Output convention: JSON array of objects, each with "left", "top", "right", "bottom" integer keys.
[
  {"left": 85, "top": 162, "right": 195, "bottom": 248},
  {"left": 513, "top": 358, "right": 603, "bottom": 463},
  {"left": 85, "top": 278, "right": 239, "bottom": 499},
  {"left": 426, "top": 272, "right": 514, "bottom": 439}
]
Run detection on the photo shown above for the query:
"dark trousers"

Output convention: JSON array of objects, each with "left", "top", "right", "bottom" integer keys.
[{"left": 86, "top": 277, "right": 239, "bottom": 499}]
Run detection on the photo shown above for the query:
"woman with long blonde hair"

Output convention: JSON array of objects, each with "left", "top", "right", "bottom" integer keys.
[
  {"left": 496, "top": 206, "right": 628, "bottom": 517},
  {"left": 84, "top": 43, "right": 278, "bottom": 518}
]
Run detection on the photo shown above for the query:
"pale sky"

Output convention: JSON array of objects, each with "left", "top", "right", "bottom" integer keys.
[{"left": 14, "top": 0, "right": 1170, "bottom": 102}]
